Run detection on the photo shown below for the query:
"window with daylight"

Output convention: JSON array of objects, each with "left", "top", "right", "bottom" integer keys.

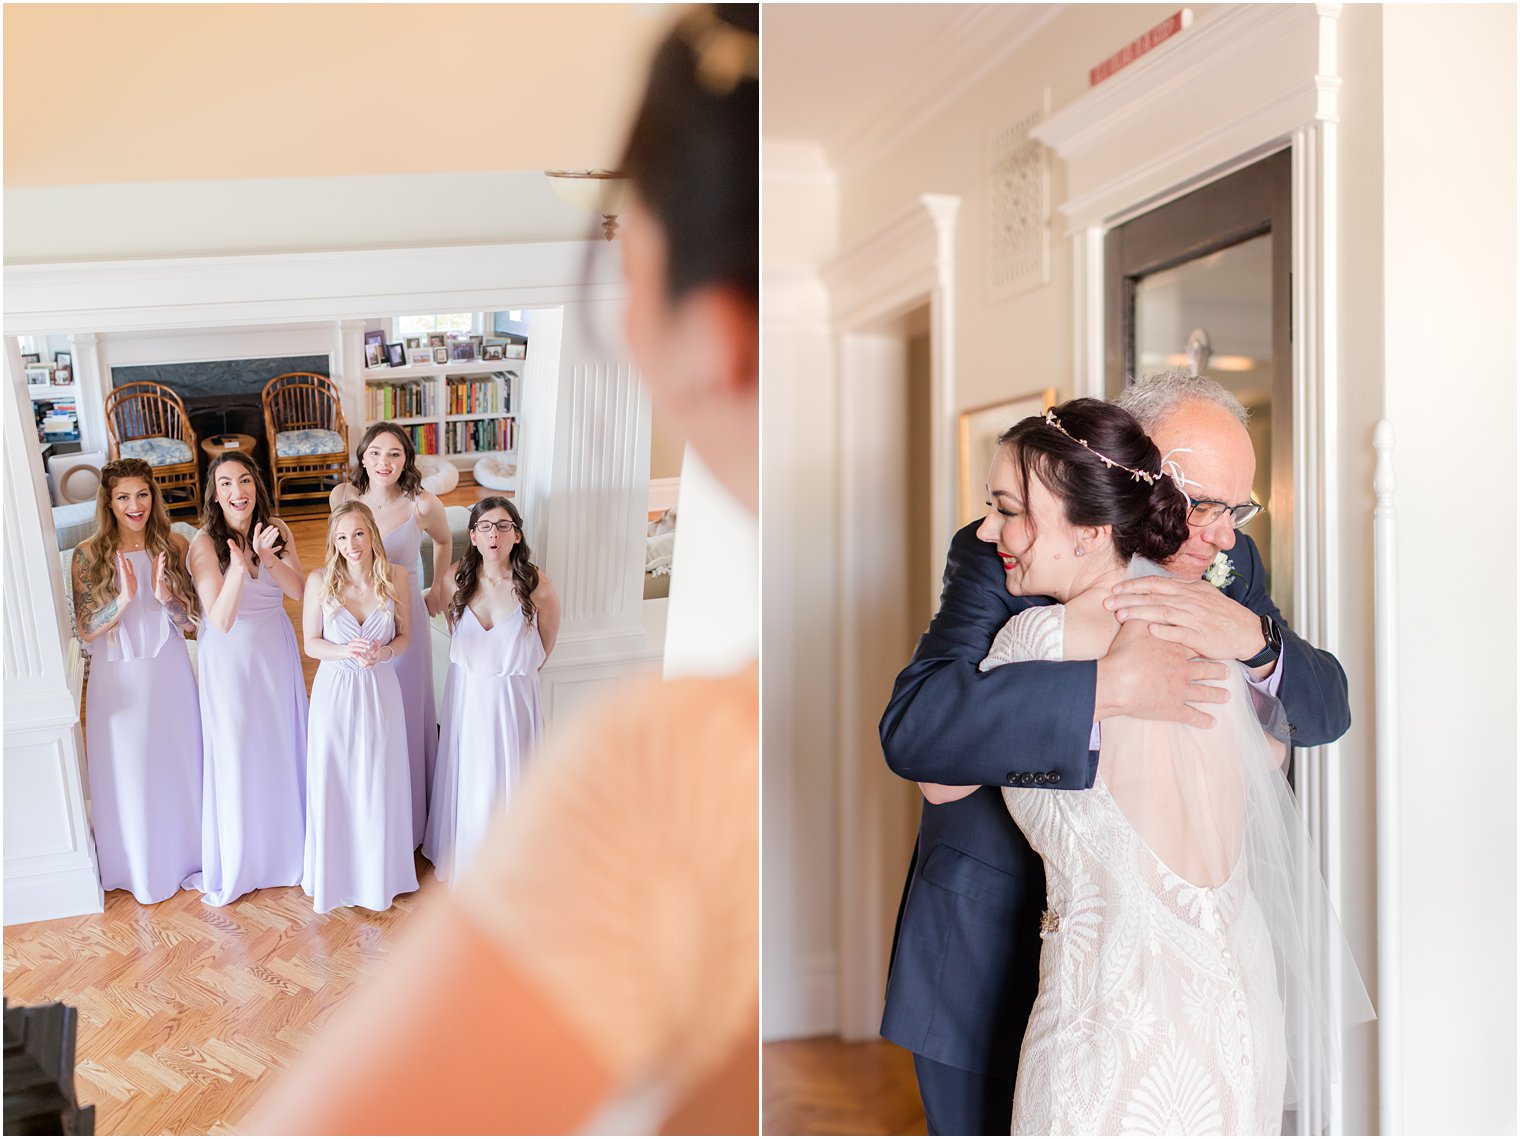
[{"left": 394, "top": 313, "right": 476, "bottom": 339}]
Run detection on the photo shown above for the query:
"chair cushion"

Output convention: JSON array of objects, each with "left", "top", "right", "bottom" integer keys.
[
  {"left": 275, "top": 428, "right": 346, "bottom": 457},
  {"left": 53, "top": 502, "right": 97, "bottom": 552},
  {"left": 121, "top": 436, "right": 193, "bottom": 466}
]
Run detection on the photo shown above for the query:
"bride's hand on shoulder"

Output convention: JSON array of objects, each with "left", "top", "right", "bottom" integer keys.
[{"left": 1105, "top": 576, "right": 1261, "bottom": 662}]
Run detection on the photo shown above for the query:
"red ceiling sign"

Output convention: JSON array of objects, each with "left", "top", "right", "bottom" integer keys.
[{"left": 1090, "top": 9, "right": 1193, "bottom": 87}]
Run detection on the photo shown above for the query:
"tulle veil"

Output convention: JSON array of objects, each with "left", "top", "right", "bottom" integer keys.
[{"left": 1099, "top": 556, "right": 1375, "bottom": 1132}]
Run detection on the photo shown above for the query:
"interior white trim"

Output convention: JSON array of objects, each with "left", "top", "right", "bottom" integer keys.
[
  {"left": 1372, "top": 418, "right": 1402, "bottom": 1136},
  {"left": 1034, "top": 4, "right": 1351, "bottom": 1131},
  {"left": 833, "top": 5, "right": 1061, "bottom": 178},
  {"left": 823, "top": 194, "right": 959, "bottom": 1040}
]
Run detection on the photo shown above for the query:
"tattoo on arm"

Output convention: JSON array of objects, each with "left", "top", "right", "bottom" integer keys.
[
  {"left": 162, "top": 594, "right": 195, "bottom": 631},
  {"left": 84, "top": 596, "right": 120, "bottom": 635}
]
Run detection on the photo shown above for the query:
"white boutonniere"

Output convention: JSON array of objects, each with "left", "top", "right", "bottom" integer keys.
[{"left": 1203, "top": 552, "right": 1238, "bottom": 589}]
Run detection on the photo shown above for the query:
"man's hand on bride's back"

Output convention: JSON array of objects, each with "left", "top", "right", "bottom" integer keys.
[{"left": 1094, "top": 619, "right": 1229, "bottom": 729}]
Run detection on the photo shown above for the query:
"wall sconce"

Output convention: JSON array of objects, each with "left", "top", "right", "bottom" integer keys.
[{"left": 544, "top": 169, "right": 627, "bottom": 241}]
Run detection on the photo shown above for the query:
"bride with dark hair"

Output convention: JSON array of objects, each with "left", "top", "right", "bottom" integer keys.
[{"left": 923, "top": 398, "right": 1369, "bottom": 1135}]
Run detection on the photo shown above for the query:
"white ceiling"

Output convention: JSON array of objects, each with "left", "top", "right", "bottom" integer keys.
[{"left": 763, "top": 4, "right": 1059, "bottom": 170}]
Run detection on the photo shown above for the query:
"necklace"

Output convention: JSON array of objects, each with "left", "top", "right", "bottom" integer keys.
[
  {"left": 119, "top": 539, "right": 147, "bottom": 552},
  {"left": 481, "top": 573, "right": 512, "bottom": 587}
]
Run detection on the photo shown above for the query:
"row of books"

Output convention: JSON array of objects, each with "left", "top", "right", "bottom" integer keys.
[
  {"left": 37, "top": 399, "right": 79, "bottom": 442},
  {"left": 365, "top": 383, "right": 436, "bottom": 421},
  {"left": 447, "top": 378, "right": 510, "bottom": 417},
  {"left": 447, "top": 418, "right": 514, "bottom": 453},
  {"left": 402, "top": 418, "right": 514, "bottom": 456}
]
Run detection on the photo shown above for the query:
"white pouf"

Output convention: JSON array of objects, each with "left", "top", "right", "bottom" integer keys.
[
  {"left": 416, "top": 455, "right": 459, "bottom": 496},
  {"left": 473, "top": 455, "right": 515, "bottom": 491}
]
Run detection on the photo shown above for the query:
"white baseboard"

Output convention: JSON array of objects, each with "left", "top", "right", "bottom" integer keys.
[
  {"left": 4, "top": 862, "right": 103, "bottom": 926},
  {"left": 763, "top": 953, "right": 840, "bottom": 1042}
]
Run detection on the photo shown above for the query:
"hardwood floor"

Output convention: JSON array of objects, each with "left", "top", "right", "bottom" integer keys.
[
  {"left": 763, "top": 1037, "right": 926, "bottom": 1136},
  {"left": 3, "top": 857, "right": 441, "bottom": 1135},
  {"left": 7, "top": 475, "right": 497, "bottom": 1134}
]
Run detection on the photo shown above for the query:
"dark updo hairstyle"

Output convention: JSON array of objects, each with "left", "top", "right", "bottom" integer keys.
[
  {"left": 349, "top": 422, "right": 423, "bottom": 497},
  {"left": 619, "top": 3, "right": 757, "bottom": 304},
  {"left": 998, "top": 398, "right": 1190, "bottom": 564},
  {"left": 446, "top": 497, "right": 541, "bottom": 629},
  {"left": 201, "top": 452, "right": 285, "bottom": 574}
]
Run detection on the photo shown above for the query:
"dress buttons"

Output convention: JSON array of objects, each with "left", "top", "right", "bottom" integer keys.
[{"left": 1240, "top": 1034, "right": 1250, "bottom": 1046}]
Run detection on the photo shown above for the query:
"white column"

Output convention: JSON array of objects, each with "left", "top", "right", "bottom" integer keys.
[
  {"left": 68, "top": 331, "right": 107, "bottom": 454},
  {"left": 3, "top": 342, "right": 103, "bottom": 924},
  {"left": 516, "top": 299, "right": 653, "bottom": 726},
  {"left": 335, "top": 319, "right": 366, "bottom": 442}
]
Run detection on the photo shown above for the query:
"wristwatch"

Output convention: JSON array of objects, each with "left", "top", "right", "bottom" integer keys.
[{"left": 1241, "top": 614, "right": 1282, "bottom": 669}]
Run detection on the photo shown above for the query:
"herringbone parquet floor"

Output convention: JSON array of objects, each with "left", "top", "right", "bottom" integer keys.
[{"left": 3, "top": 858, "right": 440, "bottom": 1135}]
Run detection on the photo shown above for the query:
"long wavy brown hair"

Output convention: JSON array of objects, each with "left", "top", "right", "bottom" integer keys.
[
  {"left": 319, "top": 501, "right": 398, "bottom": 615},
  {"left": 348, "top": 423, "right": 423, "bottom": 497},
  {"left": 200, "top": 453, "right": 284, "bottom": 574},
  {"left": 446, "top": 497, "right": 539, "bottom": 629},
  {"left": 75, "top": 458, "right": 200, "bottom": 626}
]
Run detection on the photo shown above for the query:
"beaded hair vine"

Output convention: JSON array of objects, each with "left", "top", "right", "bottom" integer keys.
[
  {"left": 1041, "top": 409, "right": 1194, "bottom": 494},
  {"left": 677, "top": 6, "right": 760, "bottom": 96}
]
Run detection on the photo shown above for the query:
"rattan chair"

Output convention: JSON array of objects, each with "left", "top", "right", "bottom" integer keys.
[
  {"left": 262, "top": 372, "right": 350, "bottom": 509},
  {"left": 103, "top": 380, "right": 200, "bottom": 510}
]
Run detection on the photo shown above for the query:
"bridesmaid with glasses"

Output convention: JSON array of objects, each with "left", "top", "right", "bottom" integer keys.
[
  {"left": 422, "top": 497, "right": 559, "bottom": 884},
  {"left": 300, "top": 501, "right": 419, "bottom": 913}
]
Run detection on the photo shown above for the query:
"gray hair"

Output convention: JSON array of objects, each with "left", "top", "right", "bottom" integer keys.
[{"left": 1114, "top": 368, "right": 1250, "bottom": 433}]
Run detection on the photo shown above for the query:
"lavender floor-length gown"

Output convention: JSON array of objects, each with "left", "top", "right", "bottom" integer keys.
[
  {"left": 381, "top": 503, "right": 438, "bottom": 846},
  {"left": 422, "top": 601, "right": 545, "bottom": 884},
  {"left": 83, "top": 550, "right": 203, "bottom": 904},
  {"left": 189, "top": 559, "right": 307, "bottom": 907},
  {"left": 302, "top": 599, "right": 419, "bottom": 913}
]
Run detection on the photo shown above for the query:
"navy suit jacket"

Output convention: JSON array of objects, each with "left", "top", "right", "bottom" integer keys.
[{"left": 877, "top": 521, "right": 1350, "bottom": 1075}]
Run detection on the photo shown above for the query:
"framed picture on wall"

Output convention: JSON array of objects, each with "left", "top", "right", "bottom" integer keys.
[{"left": 956, "top": 387, "right": 1057, "bottom": 524}]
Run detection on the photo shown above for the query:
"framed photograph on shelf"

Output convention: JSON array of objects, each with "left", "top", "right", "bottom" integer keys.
[
  {"left": 432, "top": 346, "right": 449, "bottom": 365},
  {"left": 365, "top": 343, "right": 384, "bottom": 368},
  {"left": 21, "top": 353, "right": 40, "bottom": 365},
  {"left": 450, "top": 340, "right": 477, "bottom": 362},
  {"left": 482, "top": 343, "right": 506, "bottom": 361},
  {"left": 956, "top": 387, "right": 1057, "bottom": 524},
  {"left": 386, "top": 343, "right": 406, "bottom": 368},
  {"left": 504, "top": 342, "right": 527, "bottom": 360},
  {"left": 407, "top": 348, "right": 434, "bottom": 367},
  {"left": 24, "top": 366, "right": 51, "bottom": 385},
  {"left": 55, "top": 352, "right": 72, "bottom": 369},
  {"left": 428, "top": 333, "right": 448, "bottom": 349},
  {"left": 365, "top": 330, "right": 385, "bottom": 350},
  {"left": 405, "top": 337, "right": 422, "bottom": 350},
  {"left": 54, "top": 367, "right": 72, "bottom": 385}
]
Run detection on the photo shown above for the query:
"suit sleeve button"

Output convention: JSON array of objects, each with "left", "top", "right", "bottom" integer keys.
[
  {"left": 1006, "top": 772, "right": 1019, "bottom": 785},
  {"left": 1020, "top": 772, "right": 1034, "bottom": 785}
]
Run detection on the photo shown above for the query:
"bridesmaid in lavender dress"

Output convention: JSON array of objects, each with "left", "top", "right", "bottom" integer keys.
[
  {"left": 72, "top": 459, "right": 203, "bottom": 904},
  {"left": 300, "top": 501, "right": 419, "bottom": 913},
  {"left": 330, "top": 423, "right": 452, "bottom": 846},
  {"left": 423, "top": 497, "right": 560, "bottom": 884},
  {"left": 186, "top": 453, "right": 308, "bottom": 907}
]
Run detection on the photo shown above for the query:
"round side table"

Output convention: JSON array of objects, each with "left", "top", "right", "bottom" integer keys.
[{"left": 201, "top": 434, "right": 258, "bottom": 462}]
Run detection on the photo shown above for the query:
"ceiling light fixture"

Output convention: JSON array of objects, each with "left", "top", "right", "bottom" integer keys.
[{"left": 544, "top": 169, "right": 627, "bottom": 241}]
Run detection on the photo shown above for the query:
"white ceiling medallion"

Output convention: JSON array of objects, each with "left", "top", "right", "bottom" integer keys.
[{"left": 987, "top": 88, "right": 1052, "bottom": 304}]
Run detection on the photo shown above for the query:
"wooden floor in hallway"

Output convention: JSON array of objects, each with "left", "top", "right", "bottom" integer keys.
[
  {"left": 3, "top": 856, "right": 440, "bottom": 1135},
  {"left": 763, "top": 1036, "right": 927, "bottom": 1136}
]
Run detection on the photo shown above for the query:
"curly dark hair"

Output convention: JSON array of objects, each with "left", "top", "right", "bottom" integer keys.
[
  {"left": 997, "top": 398, "right": 1190, "bottom": 564},
  {"left": 200, "top": 452, "right": 285, "bottom": 574},
  {"left": 348, "top": 422, "right": 423, "bottom": 497},
  {"left": 446, "top": 497, "right": 540, "bottom": 630}
]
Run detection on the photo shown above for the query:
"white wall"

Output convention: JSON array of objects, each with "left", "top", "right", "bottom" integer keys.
[
  {"left": 761, "top": 142, "right": 843, "bottom": 1039},
  {"left": 1379, "top": 6, "right": 1517, "bottom": 1133}
]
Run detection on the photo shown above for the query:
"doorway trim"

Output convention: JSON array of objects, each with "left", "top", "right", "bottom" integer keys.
[
  {"left": 823, "top": 193, "right": 959, "bottom": 1039},
  {"left": 1034, "top": 5, "right": 1363, "bottom": 1132}
]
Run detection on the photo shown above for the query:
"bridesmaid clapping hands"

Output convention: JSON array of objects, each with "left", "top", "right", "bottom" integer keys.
[
  {"left": 186, "top": 454, "right": 308, "bottom": 907},
  {"left": 301, "top": 502, "right": 419, "bottom": 913}
]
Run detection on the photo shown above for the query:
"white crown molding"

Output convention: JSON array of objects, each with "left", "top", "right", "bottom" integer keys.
[
  {"left": 762, "top": 139, "right": 839, "bottom": 190},
  {"left": 4, "top": 241, "right": 625, "bottom": 336},
  {"left": 823, "top": 193, "right": 959, "bottom": 331},
  {"left": 1034, "top": 4, "right": 1339, "bottom": 233},
  {"left": 832, "top": 4, "right": 1063, "bottom": 179}
]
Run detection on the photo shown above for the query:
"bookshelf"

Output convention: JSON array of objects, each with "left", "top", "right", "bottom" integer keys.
[{"left": 361, "top": 362, "right": 519, "bottom": 467}]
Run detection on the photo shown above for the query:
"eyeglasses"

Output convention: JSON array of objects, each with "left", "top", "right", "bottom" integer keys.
[
  {"left": 472, "top": 520, "right": 518, "bottom": 534},
  {"left": 1186, "top": 496, "right": 1263, "bottom": 529}
]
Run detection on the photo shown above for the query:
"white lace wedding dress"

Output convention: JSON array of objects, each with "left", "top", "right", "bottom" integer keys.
[{"left": 984, "top": 603, "right": 1288, "bottom": 1135}]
